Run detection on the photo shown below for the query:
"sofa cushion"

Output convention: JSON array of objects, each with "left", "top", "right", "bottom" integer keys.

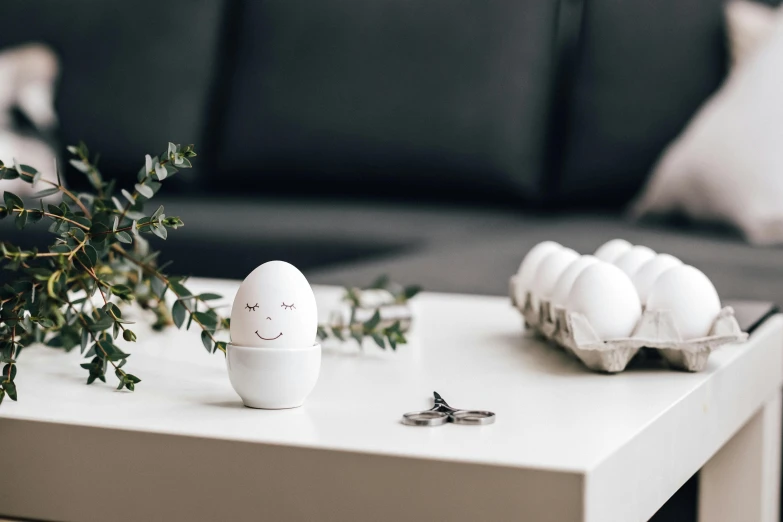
[
  {"left": 215, "top": 0, "right": 561, "bottom": 203},
  {"left": 310, "top": 213, "right": 783, "bottom": 305},
  {"left": 0, "top": 0, "right": 226, "bottom": 189},
  {"left": 555, "top": 0, "right": 782, "bottom": 208}
]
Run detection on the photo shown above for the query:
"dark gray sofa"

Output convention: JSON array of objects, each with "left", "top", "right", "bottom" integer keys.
[{"left": 2, "top": 1, "right": 783, "bottom": 520}]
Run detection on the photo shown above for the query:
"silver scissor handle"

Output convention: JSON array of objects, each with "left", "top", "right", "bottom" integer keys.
[
  {"left": 402, "top": 410, "right": 449, "bottom": 426},
  {"left": 450, "top": 410, "right": 496, "bottom": 425}
]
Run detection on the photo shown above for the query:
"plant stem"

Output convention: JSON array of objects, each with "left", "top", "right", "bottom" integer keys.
[
  {"left": 16, "top": 169, "right": 91, "bottom": 217},
  {"left": 65, "top": 300, "right": 124, "bottom": 377},
  {"left": 117, "top": 158, "right": 170, "bottom": 223},
  {"left": 4, "top": 325, "right": 16, "bottom": 383},
  {"left": 9, "top": 208, "right": 90, "bottom": 230},
  {"left": 111, "top": 244, "right": 226, "bottom": 351}
]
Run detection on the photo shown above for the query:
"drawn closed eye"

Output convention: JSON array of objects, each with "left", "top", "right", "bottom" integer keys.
[
  {"left": 281, "top": 302, "right": 296, "bottom": 310},
  {"left": 245, "top": 303, "right": 259, "bottom": 311}
]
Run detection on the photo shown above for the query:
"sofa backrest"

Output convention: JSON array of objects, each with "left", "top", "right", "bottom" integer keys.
[
  {"left": 3, "top": 0, "right": 776, "bottom": 208},
  {"left": 212, "top": 0, "right": 562, "bottom": 204},
  {"left": 0, "top": 0, "right": 226, "bottom": 191},
  {"left": 554, "top": 0, "right": 782, "bottom": 208}
]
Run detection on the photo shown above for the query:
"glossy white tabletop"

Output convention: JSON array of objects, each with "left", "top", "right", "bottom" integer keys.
[{"left": 3, "top": 277, "right": 777, "bottom": 477}]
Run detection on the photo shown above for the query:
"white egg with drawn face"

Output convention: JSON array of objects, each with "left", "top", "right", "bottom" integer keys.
[{"left": 230, "top": 261, "right": 318, "bottom": 348}]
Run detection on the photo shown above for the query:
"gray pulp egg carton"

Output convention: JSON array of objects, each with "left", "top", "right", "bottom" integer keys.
[{"left": 508, "top": 275, "right": 748, "bottom": 373}]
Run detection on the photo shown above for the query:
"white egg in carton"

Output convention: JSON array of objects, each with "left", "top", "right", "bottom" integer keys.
[{"left": 509, "top": 240, "right": 748, "bottom": 373}]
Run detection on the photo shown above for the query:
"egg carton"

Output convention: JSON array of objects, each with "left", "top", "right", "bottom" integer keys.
[{"left": 509, "top": 276, "right": 748, "bottom": 373}]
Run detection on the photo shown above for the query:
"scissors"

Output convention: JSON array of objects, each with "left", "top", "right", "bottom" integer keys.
[{"left": 402, "top": 391, "right": 496, "bottom": 426}]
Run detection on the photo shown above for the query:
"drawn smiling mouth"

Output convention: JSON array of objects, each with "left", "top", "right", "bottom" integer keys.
[{"left": 255, "top": 331, "right": 282, "bottom": 341}]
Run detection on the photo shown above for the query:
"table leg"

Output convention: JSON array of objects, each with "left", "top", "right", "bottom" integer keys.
[{"left": 698, "top": 392, "right": 782, "bottom": 522}]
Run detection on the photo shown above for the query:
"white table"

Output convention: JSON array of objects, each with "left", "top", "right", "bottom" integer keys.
[{"left": 1, "top": 278, "right": 781, "bottom": 522}]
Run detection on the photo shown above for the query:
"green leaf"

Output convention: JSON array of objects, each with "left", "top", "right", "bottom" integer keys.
[
  {"left": 150, "top": 275, "right": 167, "bottom": 299},
  {"left": 331, "top": 326, "right": 345, "bottom": 341},
  {"left": 403, "top": 285, "right": 422, "bottom": 300},
  {"left": 363, "top": 310, "right": 381, "bottom": 331},
  {"left": 3, "top": 381, "right": 17, "bottom": 401},
  {"left": 111, "top": 284, "right": 132, "bottom": 299},
  {"left": 19, "top": 164, "right": 38, "bottom": 177},
  {"left": 27, "top": 209, "right": 43, "bottom": 224},
  {"left": 201, "top": 330, "right": 213, "bottom": 352},
  {"left": 125, "top": 373, "right": 141, "bottom": 384},
  {"left": 171, "top": 300, "right": 187, "bottom": 329},
  {"left": 4, "top": 191, "right": 23, "bottom": 210},
  {"left": 72, "top": 216, "right": 91, "bottom": 228},
  {"left": 32, "top": 187, "right": 60, "bottom": 198},
  {"left": 371, "top": 333, "right": 386, "bottom": 349},
  {"left": 49, "top": 244, "right": 71, "bottom": 254},
  {"left": 155, "top": 163, "right": 167, "bottom": 180},
  {"left": 3, "top": 363, "right": 17, "bottom": 381},
  {"left": 80, "top": 328, "right": 90, "bottom": 353},
  {"left": 116, "top": 231, "right": 133, "bottom": 244},
  {"left": 76, "top": 245, "right": 98, "bottom": 268},
  {"left": 317, "top": 326, "right": 328, "bottom": 341},
  {"left": 15, "top": 210, "right": 27, "bottom": 230},
  {"left": 192, "top": 311, "right": 218, "bottom": 330},
  {"left": 198, "top": 293, "right": 222, "bottom": 301},
  {"left": 151, "top": 224, "right": 167, "bottom": 240},
  {"left": 370, "top": 274, "right": 390, "bottom": 289},
  {"left": 1, "top": 167, "right": 19, "bottom": 180},
  {"left": 151, "top": 205, "right": 164, "bottom": 219},
  {"left": 169, "top": 280, "right": 192, "bottom": 299},
  {"left": 135, "top": 184, "right": 154, "bottom": 198},
  {"left": 69, "top": 159, "right": 90, "bottom": 173}
]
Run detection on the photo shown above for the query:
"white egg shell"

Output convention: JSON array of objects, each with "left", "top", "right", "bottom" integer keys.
[
  {"left": 567, "top": 262, "right": 642, "bottom": 340},
  {"left": 514, "top": 241, "right": 562, "bottom": 304},
  {"left": 646, "top": 265, "right": 721, "bottom": 340},
  {"left": 613, "top": 245, "right": 656, "bottom": 277},
  {"left": 531, "top": 248, "right": 579, "bottom": 299},
  {"left": 549, "top": 255, "right": 599, "bottom": 306},
  {"left": 230, "top": 261, "right": 318, "bottom": 348},
  {"left": 594, "top": 239, "right": 632, "bottom": 263},
  {"left": 631, "top": 254, "right": 683, "bottom": 304}
]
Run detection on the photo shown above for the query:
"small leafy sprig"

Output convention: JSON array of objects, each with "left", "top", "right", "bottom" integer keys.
[
  {"left": 317, "top": 275, "right": 421, "bottom": 350},
  {"left": 0, "top": 142, "right": 229, "bottom": 404},
  {"left": 0, "top": 143, "right": 421, "bottom": 407}
]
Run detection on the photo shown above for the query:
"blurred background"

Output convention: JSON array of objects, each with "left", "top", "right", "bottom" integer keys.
[
  {"left": 3, "top": 1, "right": 783, "bottom": 520},
  {"left": 2, "top": 0, "right": 783, "bottom": 304}
]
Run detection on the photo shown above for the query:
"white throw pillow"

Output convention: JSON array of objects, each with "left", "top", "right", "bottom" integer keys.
[
  {"left": 0, "top": 44, "right": 60, "bottom": 198},
  {"left": 632, "top": 1, "right": 783, "bottom": 245},
  {"left": 726, "top": 0, "right": 779, "bottom": 68}
]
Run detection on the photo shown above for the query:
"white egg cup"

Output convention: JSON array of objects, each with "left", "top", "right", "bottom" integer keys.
[{"left": 226, "top": 343, "right": 321, "bottom": 409}]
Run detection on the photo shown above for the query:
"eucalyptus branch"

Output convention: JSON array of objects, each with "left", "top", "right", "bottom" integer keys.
[
  {"left": 6, "top": 207, "right": 90, "bottom": 231},
  {"left": 111, "top": 244, "right": 228, "bottom": 354},
  {"left": 0, "top": 141, "right": 418, "bottom": 408},
  {"left": 12, "top": 163, "right": 92, "bottom": 217},
  {"left": 316, "top": 276, "right": 420, "bottom": 350},
  {"left": 0, "top": 142, "right": 196, "bottom": 402}
]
